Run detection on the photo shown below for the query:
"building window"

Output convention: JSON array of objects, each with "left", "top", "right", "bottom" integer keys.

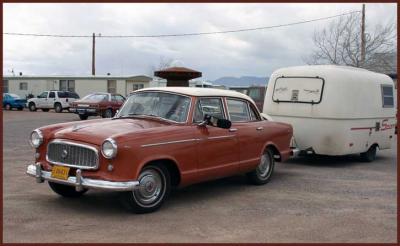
[
  {"left": 108, "top": 80, "right": 117, "bottom": 93},
  {"left": 381, "top": 85, "right": 394, "bottom": 108},
  {"left": 3, "top": 80, "right": 8, "bottom": 93},
  {"left": 132, "top": 83, "right": 144, "bottom": 91},
  {"left": 60, "top": 80, "right": 75, "bottom": 92},
  {"left": 19, "top": 82, "right": 28, "bottom": 90}
]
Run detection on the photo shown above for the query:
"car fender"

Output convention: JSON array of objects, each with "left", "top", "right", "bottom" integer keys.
[{"left": 134, "top": 154, "right": 181, "bottom": 179}]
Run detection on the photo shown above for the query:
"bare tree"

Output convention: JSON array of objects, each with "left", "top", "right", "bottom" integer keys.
[
  {"left": 304, "top": 12, "right": 396, "bottom": 73},
  {"left": 148, "top": 56, "right": 175, "bottom": 76}
]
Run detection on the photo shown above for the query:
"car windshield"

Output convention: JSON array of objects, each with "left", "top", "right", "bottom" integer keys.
[
  {"left": 117, "top": 91, "right": 191, "bottom": 123},
  {"left": 9, "top": 94, "right": 21, "bottom": 99},
  {"left": 82, "top": 93, "right": 108, "bottom": 101}
]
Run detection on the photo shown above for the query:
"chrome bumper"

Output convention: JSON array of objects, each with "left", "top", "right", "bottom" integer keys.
[
  {"left": 290, "top": 147, "right": 300, "bottom": 157},
  {"left": 26, "top": 163, "right": 139, "bottom": 192}
]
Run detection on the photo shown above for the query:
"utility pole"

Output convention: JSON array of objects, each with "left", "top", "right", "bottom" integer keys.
[
  {"left": 360, "top": 4, "right": 366, "bottom": 67},
  {"left": 92, "top": 33, "right": 96, "bottom": 75}
]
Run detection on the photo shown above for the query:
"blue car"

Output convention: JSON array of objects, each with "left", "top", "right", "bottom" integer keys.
[{"left": 3, "top": 93, "right": 27, "bottom": 110}]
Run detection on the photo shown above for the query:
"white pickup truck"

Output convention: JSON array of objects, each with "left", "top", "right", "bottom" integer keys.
[{"left": 27, "top": 91, "right": 80, "bottom": 113}]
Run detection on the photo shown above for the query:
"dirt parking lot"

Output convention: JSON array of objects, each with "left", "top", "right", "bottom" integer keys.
[{"left": 3, "top": 109, "right": 397, "bottom": 243}]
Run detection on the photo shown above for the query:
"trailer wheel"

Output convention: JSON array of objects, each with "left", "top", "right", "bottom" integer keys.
[{"left": 360, "top": 145, "right": 377, "bottom": 162}]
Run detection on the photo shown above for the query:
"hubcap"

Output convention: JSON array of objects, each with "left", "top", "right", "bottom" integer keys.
[
  {"left": 257, "top": 152, "right": 271, "bottom": 178},
  {"left": 134, "top": 169, "right": 164, "bottom": 205}
]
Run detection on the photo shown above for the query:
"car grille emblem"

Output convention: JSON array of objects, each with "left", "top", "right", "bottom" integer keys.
[{"left": 61, "top": 149, "right": 68, "bottom": 159}]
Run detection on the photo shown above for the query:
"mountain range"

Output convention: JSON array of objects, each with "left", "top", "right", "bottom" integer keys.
[{"left": 212, "top": 76, "right": 268, "bottom": 87}]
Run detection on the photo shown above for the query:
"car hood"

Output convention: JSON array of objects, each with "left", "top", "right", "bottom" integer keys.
[{"left": 52, "top": 118, "right": 171, "bottom": 145}]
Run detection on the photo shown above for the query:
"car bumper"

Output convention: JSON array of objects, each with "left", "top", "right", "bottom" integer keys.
[
  {"left": 26, "top": 163, "right": 139, "bottom": 192},
  {"left": 70, "top": 108, "right": 98, "bottom": 115}
]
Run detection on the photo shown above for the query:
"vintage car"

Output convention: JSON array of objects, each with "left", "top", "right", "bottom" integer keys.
[
  {"left": 69, "top": 92, "right": 125, "bottom": 120},
  {"left": 26, "top": 87, "right": 293, "bottom": 213},
  {"left": 3, "top": 93, "right": 26, "bottom": 110}
]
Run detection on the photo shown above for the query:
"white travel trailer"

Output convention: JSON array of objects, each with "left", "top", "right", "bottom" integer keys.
[{"left": 263, "top": 65, "right": 397, "bottom": 161}]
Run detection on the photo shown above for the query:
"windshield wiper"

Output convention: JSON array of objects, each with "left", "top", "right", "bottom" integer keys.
[{"left": 112, "top": 113, "right": 162, "bottom": 120}]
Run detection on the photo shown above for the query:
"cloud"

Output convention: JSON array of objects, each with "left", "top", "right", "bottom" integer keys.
[{"left": 3, "top": 3, "right": 397, "bottom": 80}]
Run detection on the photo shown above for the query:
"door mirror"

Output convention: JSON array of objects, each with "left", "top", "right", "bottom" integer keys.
[{"left": 198, "top": 114, "right": 231, "bottom": 129}]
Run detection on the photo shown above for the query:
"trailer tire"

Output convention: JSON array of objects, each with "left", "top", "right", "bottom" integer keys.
[{"left": 360, "top": 145, "right": 377, "bottom": 162}]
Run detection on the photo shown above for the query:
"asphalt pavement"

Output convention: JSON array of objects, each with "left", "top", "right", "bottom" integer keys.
[{"left": 3, "top": 109, "right": 397, "bottom": 243}]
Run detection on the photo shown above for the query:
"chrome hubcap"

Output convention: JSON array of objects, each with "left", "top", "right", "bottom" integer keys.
[
  {"left": 258, "top": 153, "right": 271, "bottom": 178},
  {"left": 134, "top": 169, "right": 163, "bottom": 205}
]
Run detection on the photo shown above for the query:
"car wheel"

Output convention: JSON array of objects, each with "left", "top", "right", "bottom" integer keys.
[
  {"left": 54, "top": 103, "right": 63, "bottom": 113},
  {"left": 48, "top": 182, "right": 88, "bottom": 198},
  {"left": 42, "top": 108, "right": 50, "bottom": 112},
  {"left": 5, "top": 104, "right": 11, "bottom": 110},
  {"left": 360, "top": 145, "right": 377, "bottom": 162},
  {"left": 120, "top": 164, "right": 171, "bottom": 214},
  {"left": 79, "top": 114, "right": 89, "bottom": 120},
  {"left": 102, "top": 108, "right": 113, "bottom": 118},
  {"left": 246, "top": 148, "right": 275, "bottom": 185},
  {"left": 28, "top": 102, "right": 37, "bottom": 112}
]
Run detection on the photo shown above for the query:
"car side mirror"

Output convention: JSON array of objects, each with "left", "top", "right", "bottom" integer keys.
[{"left": 198, "top": 114, "right": 231, "bottom": 129}]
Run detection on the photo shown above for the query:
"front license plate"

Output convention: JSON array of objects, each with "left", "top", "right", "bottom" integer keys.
[{"left": 51, "top": 166, "right": 70, "bottom": 180}]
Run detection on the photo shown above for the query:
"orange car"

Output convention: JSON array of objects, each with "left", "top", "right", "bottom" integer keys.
[{"left": 27, "top": 87, "right": 293, "bottom": 213}]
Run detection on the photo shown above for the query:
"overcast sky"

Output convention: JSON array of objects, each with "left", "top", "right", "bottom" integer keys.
[{"left": 3, "top": 3, "right": 397, "bottom": 81}]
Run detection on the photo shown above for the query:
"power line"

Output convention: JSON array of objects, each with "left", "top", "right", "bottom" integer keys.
[{"left": 4, "top": 10, "right": 360, "bottom": 38}]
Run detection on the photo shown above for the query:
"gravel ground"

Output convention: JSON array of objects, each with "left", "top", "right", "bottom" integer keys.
[{"left": 3, "top": 109, "right": 397, "bottom": 243}]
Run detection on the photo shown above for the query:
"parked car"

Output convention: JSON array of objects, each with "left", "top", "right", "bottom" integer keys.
[
  {"left": 263, "top": 65, "right": 396, "bottom": 161},
  {"left": 3, "top": 93, "right": 27, "bottom": 110},
  {"left": 27, "top": 91, "right": 80, "bottom": 113},
  {"left": 69, "top": 93, "right": 126, "bottom": 120},
  {"left": 26, "top": 87, "right": 293, "bottom": 213}
]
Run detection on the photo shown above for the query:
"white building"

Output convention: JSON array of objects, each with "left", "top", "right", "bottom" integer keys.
[{"left": 3, "top": 74, "right": 153, "bottom": 98}]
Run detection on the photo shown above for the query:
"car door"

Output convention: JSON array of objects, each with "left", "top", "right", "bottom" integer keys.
[
  {"left": 225, "top": 98, "right": 266, "bottom": 173},
  {"left": 193, "top": 97, "right": 240, "bottom": 181},
  {"left": 111, "top": 94, "right": 125, "bottom": 110},
  {"left": 36, "top": 92, "right": 48, "bottom": 108},
  {"left": 47, "top": 91, "right": 56, "bottom": 108}
]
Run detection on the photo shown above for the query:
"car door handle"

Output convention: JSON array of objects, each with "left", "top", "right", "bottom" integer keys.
[
  {"left": 229, "top": 128, "right": 238, "bottom": 132},
  {"left": 256, "top": 127, "right": 264, "bottom": 131}
]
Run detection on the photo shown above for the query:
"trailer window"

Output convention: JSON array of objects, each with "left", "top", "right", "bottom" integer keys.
[
  {"left": 381, "top": 85, "right": 394, "bottom": 108},
  {"left": 272, "top": 77, "right": 324, "bottom": 104}
]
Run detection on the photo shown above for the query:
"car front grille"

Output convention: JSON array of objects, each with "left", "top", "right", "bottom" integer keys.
[{"left": 47, "top": 140, "right": 99, "bottom": 169}]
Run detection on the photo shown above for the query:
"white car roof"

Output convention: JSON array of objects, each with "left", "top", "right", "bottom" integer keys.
[{"left": 136, "top": 87, "right": 255, "bottom": 103}]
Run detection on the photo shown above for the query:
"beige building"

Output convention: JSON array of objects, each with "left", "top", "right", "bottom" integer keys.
[{"left": 3, "top": 75, "right": 153, "bottom": 98}]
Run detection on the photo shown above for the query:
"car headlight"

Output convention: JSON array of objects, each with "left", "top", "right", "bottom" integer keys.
[
  {"left": 101, "top": 138, "right": 118, "bottom": 159},
  {"left": 30, "top": 129, "right": 43, "bottom": 148}
]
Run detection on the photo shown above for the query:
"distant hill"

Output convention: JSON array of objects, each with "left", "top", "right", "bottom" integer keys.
[{"left": 213, "top": 76, "right": 268, "bottom": 87}]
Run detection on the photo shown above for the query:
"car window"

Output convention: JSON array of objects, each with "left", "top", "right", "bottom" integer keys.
[
  {"left": 226, "top": 99, "right": 251, "bottom": 122},
  {"left": 82, "top": 93, "right": 109, "bottom": 101},
  {"left": 116, "top": 95, "right": 125, "bottom": 102},
  {"left": 118, "top": 92, "right": 191, "bottom": 123},
  {"left": 49, "top": 92, "right": 55, "bottom": 98},
  {"left": 193, "top": 98, "right": 225, "bottom": 122},
  {"left": 38, "top": 92, "right": 48, "bottom": 98},
  {"left": 9, "top": 93, "right": 20, "bottom": 99},
  {"left": 249, "top": 104, "right": 260, "bottom": 121},
  {"left": 71, "top": 92, "right": 80, "bottom": 99}
]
